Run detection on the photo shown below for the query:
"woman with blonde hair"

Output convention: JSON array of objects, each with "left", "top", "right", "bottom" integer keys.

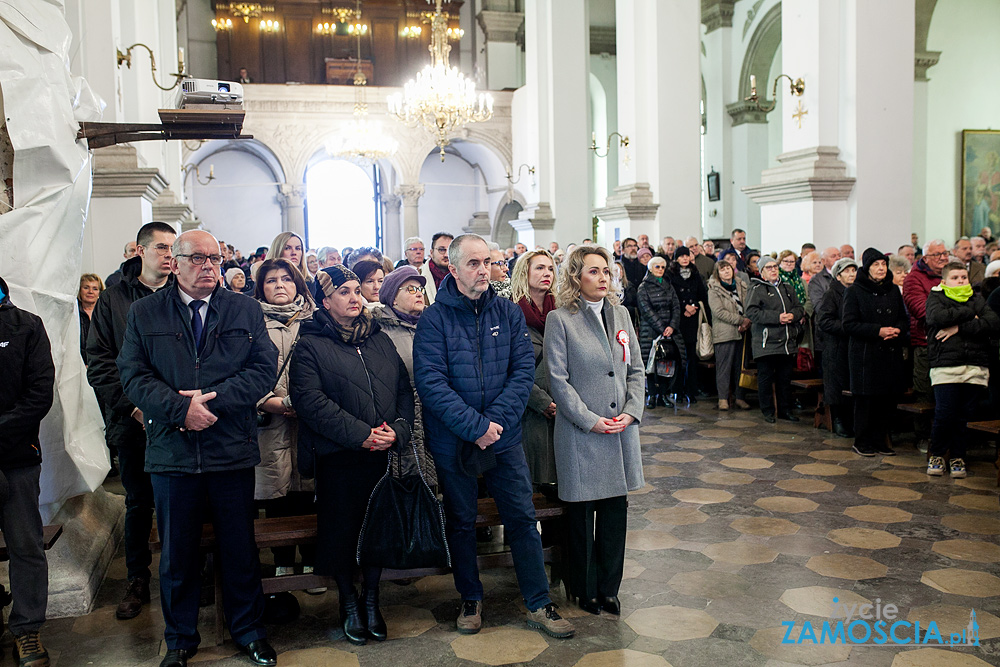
[
  {"left": 510, "top": 250, "right": 558, "bottom": 487},
  {"left": 545, "top": 246, "right": 644, "bottom": 616},
  {"left": 78, "top": 273, "right": 104, "bottom": 364},
  {"left": 267, "top": 232, "right": 312, "bottom": 283}
]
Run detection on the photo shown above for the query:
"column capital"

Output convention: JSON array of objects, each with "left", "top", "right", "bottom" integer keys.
[
  {"left": 476, "top": 10, "right": 524, "bottom": 44},
  {"left": 381, "top": 192, "right": 402, "bottom": 211},
  {"left": 277, "top": 183, "right": 306, "bottom": 209},
  {"left": 463, "top": 211, "right": 492, "bottom": 235},
  {"left": 914, "top": 50, "right": 941, "bottom": 82},
  {"left": 91, "top": 146, "right": 169, "bottom": 201},
  {"left": 742, "top": 146, "right": 856, "bottom": 204},
  {"left": 701, "top": 0, "right": 735, "bottom": 33},
  {"left": 151, "top": 190, "right": 194, "bottom": 227},
  {"left": 511, "top": 202, "right": 555, "bottom": 232},
  {"left": 594, "top": 184, "right": 660, "bottom": 223},
  {"left": 726, "top": 100, "right": 770, "bottom": 126},
  {"left": 395, "top": 184, "right": 425, "bottom": 205}
]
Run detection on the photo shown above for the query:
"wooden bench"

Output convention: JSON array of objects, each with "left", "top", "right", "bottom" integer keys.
[
  {"left": 151, "top": 494, "right": 567, "bottom": 643},
  {"left": 897, "top": 402, "right": 935, "bottom": 416},
  {"left": 791, "top": 378, "right": 829, "bottom": 431},
  {"left": 966, "top": 421, "right": 1000, "bottom": 486},
  {"left": 0, "top": 525, "right": 62, "bottom": 561}
]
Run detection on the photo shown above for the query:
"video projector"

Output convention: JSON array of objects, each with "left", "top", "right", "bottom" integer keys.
[{"left": 176, "top": 78, "right": 244, "bottom": 107}]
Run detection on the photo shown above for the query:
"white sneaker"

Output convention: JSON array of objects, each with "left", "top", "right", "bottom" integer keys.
[
  {"left": 275, "top": 566, "right": 295, "bottom": 577},
  {"left": 949, "top": 458, "right": 967, "bottom": 479},
  {"left": 926, "top": 456, "right": 945, "bottom": 477},
  {"left": 303, "top": 565, "right": 327, "bottom": 595}
]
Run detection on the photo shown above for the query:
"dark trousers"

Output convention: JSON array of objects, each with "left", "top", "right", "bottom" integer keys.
[
  {"left": 854, "top": 395, "right": 897, "bottom": 452},
  {"left": 566, "top": 496, "right": 627, "bottom": 600},
  {"left": 912, "top": 347, "right": 934, "bottom": 433},
  {"left": 678, "top": 329, "right": 699, "bottom": 397},
  {"left": 756, "top": 354, "right": 794, "bottom": 417},
  {"left": 931, "top": 383, "right": 987, "bottom": 459},
  {"left": 435, "top": 445, "right": 551, "bottom": 611},
  {"left": 116, "top": 437, "right": 154, "bottom": 582},
  {"left": 714, "top": 339, "right": 746, "bottom": 401},
  {"left": 151, "top": 468, "right": 265, "bottom": 650},
  {"left": 262, "top": 491, "right": 316, "bottom": 568},
  {"left": 0, "top": 465, "right": 47, "bottom": 636}
]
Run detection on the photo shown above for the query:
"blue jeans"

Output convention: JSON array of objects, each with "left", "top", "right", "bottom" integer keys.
[{"left": 435, "top": 445, "right": 551, "bottom": 612}]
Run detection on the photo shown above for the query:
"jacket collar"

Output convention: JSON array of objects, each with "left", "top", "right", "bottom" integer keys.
[{"left": 434, "top": 272, "right": 498, "bottom": 315}]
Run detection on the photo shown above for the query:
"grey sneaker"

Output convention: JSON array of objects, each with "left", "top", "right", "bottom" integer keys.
[
  {"left": 527, "top": 603, "right": 575, "bottom": 638},
  {"left": 457, "top": 599, "right": 482, "bottom": 634},
  {"left": 949, "top": 458, "right": 967, "bottom": 478}
]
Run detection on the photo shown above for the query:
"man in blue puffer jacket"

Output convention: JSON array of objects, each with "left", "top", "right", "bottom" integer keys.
[{"left": 414, "top": 234, "right": 574, "bottom": 640}]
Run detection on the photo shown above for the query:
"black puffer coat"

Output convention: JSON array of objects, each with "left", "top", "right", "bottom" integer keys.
[
  {"left": 842, "top": 273, "right": 909, "bottom": 396},
  {"left": 925, "top": 289, "right": 1000, "bottom": 369},
  {"left": 668, "top": 264, "right": 710, "bottom": 340},
  {"left": 637, "top": 273, "right": 681, "bottom": 365},
  {"left": 815, "top": 279, "right": 849, "bottom": 405},
  {"left": 290, "top": 308, "right": 414, "bottom": 469}
]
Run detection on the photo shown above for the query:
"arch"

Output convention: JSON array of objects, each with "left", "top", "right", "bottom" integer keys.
[
  {"left": 492, "top": 201, "right": 523, "bottom": 249},
  {"left": 915, "top": 0, "right": 940, "bottom": 53},
  {"left": 737, "top": 3, "right": 781, "bottom": 107},
  {"left": 185, "top": 138, "right": 287, "bottom": 185}
]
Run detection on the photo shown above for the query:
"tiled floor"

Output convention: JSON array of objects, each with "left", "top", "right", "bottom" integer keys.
[{"left": 13, "top": 399, "right": 1000, "bottom": 666}]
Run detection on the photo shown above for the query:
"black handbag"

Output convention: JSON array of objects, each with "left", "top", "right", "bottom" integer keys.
[{"left": 356, "top": 443, "right": 451, "bottom": 569}]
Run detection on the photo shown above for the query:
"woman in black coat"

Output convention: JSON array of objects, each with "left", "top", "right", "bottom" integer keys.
[
  {"left": 668, "top": 246, "right": 710, "bottom": 403},
  {"left": 637, "top": 256, "right": 681, "bottom": 409},
  {"left": 290, "top": 265, "right": 414, "bottom": 645},
  {"left": 815, "top": 258, "right": 858, "bottom": 438},
  {"left": 842, "top": 248, "right": 909, "bottom": 457}
]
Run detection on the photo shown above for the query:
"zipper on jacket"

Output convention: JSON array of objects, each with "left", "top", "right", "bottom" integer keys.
[
  {"left": 774, "top": 283, "right": 792, "bottom": 355},
  {"left": 356, "top": 346, "right": 377, "bottom": 422},
  {"left": 476, "top": 313, "right": 485, "bottom": 412}
]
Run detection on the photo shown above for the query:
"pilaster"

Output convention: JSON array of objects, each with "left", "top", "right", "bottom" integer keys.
[
  {"left": 701, "top": 0, "right": 735, "bottom": 33},
  {"left": 594, "top": 183, "right": 659, "bottom": 242},
  {"left": 277, "top": 183, "right": 306, "bottom": 238},
  {"left": 381, "top": 192, "right": 403, "bottom": 260}
]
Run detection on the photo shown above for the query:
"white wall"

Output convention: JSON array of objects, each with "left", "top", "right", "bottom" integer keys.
[
  {"left": 418, "top": 154, "right": 481, "bottom": 241},
  {"left": 924, "top": 0, "right": 1000, "bottom": 245},
  {"left": 187, "top": 150, "right": 283, "bottom": 256}
]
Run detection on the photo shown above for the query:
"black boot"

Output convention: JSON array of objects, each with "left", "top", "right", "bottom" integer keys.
[
  {"left": 657, "top": 379, "right": 674, "bottom": 408},
  {"left": 339, "top": 587, "right": 366, "bottom": 645},
  {"left": 832, "top": 417, "right": 851, "bottom": 438},
  {"left": 363, "top": 587, "right": 387, "bottom": 641},
  {"left": 645, "top": 375, "right": 658, "bottom": 409}
]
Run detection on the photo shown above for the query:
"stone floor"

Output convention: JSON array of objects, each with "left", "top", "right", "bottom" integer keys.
[{"left": 8, "top": 398, "right": 1000, "bottom": 667}]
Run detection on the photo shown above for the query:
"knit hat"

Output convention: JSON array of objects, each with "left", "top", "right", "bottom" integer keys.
[
  {"left": 673, "top": 246, "right": 691, "bottom": 260},
  {"left": 380, "top": 266, "right": 426, "bottom": 307},
  {"left": 224, "top": 267, "right": 244, "bottom": 285},
  {"left": 637, "top": 247, "right": 653, "bottom": 261},
  {"left": 757, "top": 254, "right": 778, "bottom": 272},
  {"left": 986, "top": 259, "right": 1000, "bottom": 279},
  {"left": 316, "top": 265, "right": 359, "bottom": 299},
  {"left": 861, "top": 247, "right": 887, "bottom": 273},
  {"left": 831, "top": 257, "right": 859, "bottom": 278}
]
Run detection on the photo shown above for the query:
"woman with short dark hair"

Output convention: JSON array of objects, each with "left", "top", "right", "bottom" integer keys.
[
  {"left": 667, "top": 247, "right": 709, "bottom": 403},
  {"left": 637, "top": 256, "right": 680, "bottom": 409}
]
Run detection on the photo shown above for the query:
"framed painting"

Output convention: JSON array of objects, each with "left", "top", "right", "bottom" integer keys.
[{"left": 961, "top": 130, "right": 1000, "bottom": 239}]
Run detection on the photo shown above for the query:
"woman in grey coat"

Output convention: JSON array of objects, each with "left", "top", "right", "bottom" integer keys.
[
  {"left": 545, "top": 246, "right": 644, "bottom": 617},
  {"left": 706, "top": 261, "right": 752, "bottom": 411}
]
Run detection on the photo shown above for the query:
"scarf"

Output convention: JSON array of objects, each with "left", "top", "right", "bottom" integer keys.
[
  {"left": 518, "top": 293, "right": 556, "bottom": 333},
  {"left": 679, "top": 267, "right": 692, "bottom": 280},
  {"left": 429, "top": 260, "right": 449, "bottom": 288},
  {"left": 390, "top": 305, "right": 421, "bottom": 326},
  {"left": 332, "top": 307, "right": 376, "bottom": 345},
  {"left": 941, "top": 283, "right": 974, "bottom": 303},
  {"left": 491, "top": 278, "right": 513, "bottom": 300},
  {"left": 717, "top": 278, "right": 743, "bottom": 314},
  {"left": 259, "top": 294, "right": 314, "bottom": 324},
  {"left": 720, "top": 277, "right": 737, "bottom": 293},
  {"left": 779, "top": 268, "right": 807, "bottom": 306}
]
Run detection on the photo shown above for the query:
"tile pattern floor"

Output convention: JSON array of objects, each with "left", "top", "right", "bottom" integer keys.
[{"left": 8, "top": 400, "right": 1000, "bottom": 666}]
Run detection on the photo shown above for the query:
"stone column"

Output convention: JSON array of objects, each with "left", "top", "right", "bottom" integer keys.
[
  {"left": 476, "top": 4, "right": 525, "bottom": 90},
  {"left": 598, "top": 0, "right": 702, "bottom": 243},
  {"left": 381, "top": 193, "right": 402, "bottom": 261},
  {"left": 152, "top": 190, "right": 194, "bottom": 229},
  {"left": 277, "top": 183, "right": 306, "bottom": 239},
  {"left": 727, "top": 104, "right": 770, "bottom": 244},
  {"left": 396, "top": 184, "right": 424, "bottom": 242},
  {"left": 463, "top": 211, "right": 492, "bottom": 236},
  {"left": 702, "top": 1, "right": 735, "bottom": 240},
  {"left": 516, "top": 0, "right": 591, "bottom": 245}
]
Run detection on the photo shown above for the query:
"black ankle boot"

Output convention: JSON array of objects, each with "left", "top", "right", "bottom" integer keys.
[
  {"left": 363, "top": 588, "right": 387, "bottom": 641},
  {"left": 646, "top": 392, "right": 658, "bottom": 409},
  {"left": 339, "top": 588, "right": 366, "bottom": 645},
  {"left": 832, "top": 418, "right": 851, "bottom": 438}
]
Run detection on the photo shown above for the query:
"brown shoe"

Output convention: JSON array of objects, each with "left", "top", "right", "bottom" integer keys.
[
  {"left": 527, "top": 603, "right": 575, "bottom": 638},
  {"left": 718, "top": 399, "right": 729, "bottom": 411},
  {"left": 735, "top": 399, "right": 751, "bottom": 410},
  {"left": 15, "top": 631, "right": 50, "bottom": 667},
  {"left": 457, "top": 600, "right": 482, "bottom": 634},
  {"left": 116, "top": 577, "right": 150, "bottom": 620}
]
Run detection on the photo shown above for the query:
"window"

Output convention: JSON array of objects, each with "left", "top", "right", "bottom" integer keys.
[{"left": 305, "top": 159, "right": 377, "bottom": 250}]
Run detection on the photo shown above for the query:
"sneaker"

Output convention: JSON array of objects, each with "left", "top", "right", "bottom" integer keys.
[
  {"left": 527, "top": 603, "right": 575, "bottom": 638},
  {"left": 852, "top": 444, "right": 876, "bottom": 457},
  {"left": 15, "top": 631, "right": 49, "bottom": 667},
  {"left": 949, "top": 458, "right": 967, "bottom": 478},
  {"left": 275, "top": 566, "right": 295, "bottom": 577},
  {"left": 926, "top": 455, "right": 945, "bottom": 476},
  {"left": 876, "top": 441, "right": 896, "bottom": 456},
  {"left": 457, "top": 600, "right": 482, "bottom": 634},
  {"left": 302, "top": 565, "right": 327, "bottom": 595}
]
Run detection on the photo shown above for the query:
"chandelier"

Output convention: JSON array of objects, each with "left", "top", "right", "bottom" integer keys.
[
  {"left": 327, "top": 1, "right": 398, "bottom": 164},
  {"left": 387, "top": 0, "right": 492, "bottom": 160},
  {"left": 225, "top": 3, "right": 272, "bottom": 22}
]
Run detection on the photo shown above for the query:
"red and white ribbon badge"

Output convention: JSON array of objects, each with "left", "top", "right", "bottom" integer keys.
[{"left": 616, "top": 329, "right": 630, "bottom": 364}]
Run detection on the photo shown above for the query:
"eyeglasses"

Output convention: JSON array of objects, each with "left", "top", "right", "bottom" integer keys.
[
  {"left": 142, "top": 243, "right": 172, "bottom": 256},
  {"left": 490, "top": 260, "right": 506, "bottom": 267},
  {"left": 925, "top": 251, "right": 949, "bottom": 259},
  {"left": 433, "top": 247, "right": 449, "bottom": 254},
  {"left": 406, "top": 246, "right": 424, "bottom": 253},
  {"left": 175, "top": 253, "right": 223, "bottom": 265},
  {"left": 398, "top": 285, "right": 426, "bottom": 294}
]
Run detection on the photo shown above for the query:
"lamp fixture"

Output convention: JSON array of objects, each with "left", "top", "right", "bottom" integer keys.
[
  {"left": 347, "top": 21, "right": 368, "bottom": 34},
  {"left": 506, "top": 164, "right": 535, "bottom": 185},
  {"left": 211, "top": 17, "right": 233, "bottom": 31},
  {"left": 116, "top": 43, "right": 187, "bottom": 91},
  {"left": 183, "top": 163, "right": 216, "bottom": 186},
  {"left": 590, "top": 132, "right": 630, "bottom": 166},
  {"left": 745, "top": 73, "right": 805, "bottom": 113},
  {"left": 446, "top": 27, "right": 464, "bottom": 40},
  {"left": 388, "top": 0, "right": 493, "bottom": 161},
  {"left": 316, "top": 21, "right": 334, "bottom": 35},
  {"left": 401, "top": 25, "right": 422, "bottom": 38},
  {"left": 259, "top": 18, "right": 280, "bottom": 32},
  {"left": 322, "top": 5, "right": 361, "bottom": 23},
  {"left": 227, "top": 2, "right": 271, "bottom": 23}
]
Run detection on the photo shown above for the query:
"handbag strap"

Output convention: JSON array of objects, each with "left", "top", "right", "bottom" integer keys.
[{"left": 271, "top": 335, "right": 299, "bottom": 392}]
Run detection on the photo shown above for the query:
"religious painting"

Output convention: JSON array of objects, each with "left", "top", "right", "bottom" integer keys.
[{"left": 961, "top": 130, "right": 1000, "bottom": 239}]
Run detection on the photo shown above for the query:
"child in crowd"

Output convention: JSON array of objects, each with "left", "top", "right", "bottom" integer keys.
[{"left": 924, "top": 262, "right": 1000, "bottom": 477}]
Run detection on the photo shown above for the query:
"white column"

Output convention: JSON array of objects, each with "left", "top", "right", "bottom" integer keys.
[
  {"left": 477, "top": 8, "right": 525, "bottom": 91},
  {"left": 65, "top": 0, "right": 125, "bottom": 122},
  {"left": 702, "top": 17, "right": 732, "bottom": 240},
  {"left": 396, "top": 184, "right": 424, "bottom": 242},
  {"left": 515, "top": 0, "right": 591, "bottom": 244},
  {"left": 600, "top": 0, "right": 701, "bottom": 243},
  {"left": 278, "top": 183, "right": 306, "bottom": 238},
  {"left": 381, "top": 193, "right": 402, "bottom": 261}
]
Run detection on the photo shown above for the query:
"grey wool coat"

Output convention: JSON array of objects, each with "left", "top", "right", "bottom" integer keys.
[{"left": 544, "top": 298, "right": 645, "bottom": 503}]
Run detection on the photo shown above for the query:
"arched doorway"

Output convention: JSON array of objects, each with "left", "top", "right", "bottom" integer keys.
[{"left": 492, "top": 201, "right": 522, "bottom": 249}]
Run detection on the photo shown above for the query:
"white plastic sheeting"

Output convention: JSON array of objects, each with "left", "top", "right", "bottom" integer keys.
[{"left": 0, "top": 0, "right": 109, "bottom": 512}]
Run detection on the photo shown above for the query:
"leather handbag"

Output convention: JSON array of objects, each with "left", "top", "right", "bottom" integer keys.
[
  {"left": 696, "top": 302, "right": 714, "bottom": 359},
  {"left": 356, "top": 442, "right": 451, "bottom": 569}
]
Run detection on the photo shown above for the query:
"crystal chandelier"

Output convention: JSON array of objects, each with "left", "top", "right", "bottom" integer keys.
[
  {"left": 326, "top": 1, "right": 398, "bottom": 165},
  {"left": 387, "top": 0, "right": 492, "bottom": 160}
]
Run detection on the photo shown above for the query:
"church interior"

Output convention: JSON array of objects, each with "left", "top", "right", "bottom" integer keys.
[{"left": 1, "top": 0, "right": 999, "bottom": 665}]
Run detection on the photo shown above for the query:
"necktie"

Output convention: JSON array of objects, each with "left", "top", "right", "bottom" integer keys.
[{"left": 189, "top": 300, "right": 205, "bottom": 352}]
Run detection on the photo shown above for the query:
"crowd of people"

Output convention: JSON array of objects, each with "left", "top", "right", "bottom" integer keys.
[{"left": 3, "top": 220, "right": 998, "bottom": 667}]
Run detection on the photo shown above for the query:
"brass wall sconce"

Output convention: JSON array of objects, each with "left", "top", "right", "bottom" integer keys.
[
  {"left": 590, "top": 132, "right": 629, "bottom": 158},
  {"left": 745, "top": 74, "right": 805, "bottom": 113},
  {"left": 506, "top": 164, "right": 535, "bottom": 185},
  {"left": 116, "top": 43, "right": 187, "bottom": 91},
  {"left": 211, "top": 17, "right": 233, "bottom": 31},
  {"left": 323, "top": 5, "right": 361, "bottom": 23},
  {"left": 183, "top": 163, "right": 216, "bottom": 186},
  {"left": 401, "top": 25, "right": 422, "bottom": 38},
  {"left": 259, "top": 19, "right": 280, "bottom": 32}
]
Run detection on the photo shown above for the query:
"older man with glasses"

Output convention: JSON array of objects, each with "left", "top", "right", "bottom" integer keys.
[
  {"left": 903, "top": 239, "right": 949, "bottom": 435},
  {"left": 396, "top": 237, "right": 426, "bottom": 270}
]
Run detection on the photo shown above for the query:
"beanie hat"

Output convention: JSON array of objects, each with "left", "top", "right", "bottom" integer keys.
[
  {"left": 316, "top": 265, "right": 359, "bottom": 299},
  {"left": 637, "top": 248, "right": 653, "bottom": 261},
  {"left": 380, "top": 266, "right": 426, "bottom": 307},
  {"left": 831, "top": 257, "right": 859, "bottom": 278},
  {"left": 224, "top": 267, "right": 244, "bottom": 285},
  {"left": 861, "top": 247, "right": 886, "bottom": 274},
  {"left": 673, "top": 246, "right": 691, "bottom": 260},
  {"left": 757, "top": 254, "right": 778, "bottom": 272},
  {"left": 986, "top": 259, "right": 1000, "bottom": 279}
]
